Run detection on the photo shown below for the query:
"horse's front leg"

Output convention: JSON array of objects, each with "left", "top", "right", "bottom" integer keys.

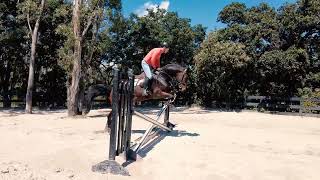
[
  {"left": 157, "top": 91, "right": 177, "bottom": 129},
  {"left": 158, "top": 91, "right": 174, "bottom": 100}
]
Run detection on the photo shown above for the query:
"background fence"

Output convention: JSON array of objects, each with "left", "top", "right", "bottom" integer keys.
[
  {"left": 245, "top": 96, "right": 320, "bottom": 114},
  {"left": 1, "top": 96, "right": 320, "bottom": 115}
]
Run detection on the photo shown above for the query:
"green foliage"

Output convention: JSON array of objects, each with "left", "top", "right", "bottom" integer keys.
[
  {"left": 2, "top": 0, "right": 320, "bottom": 109},
  {"left": 256, "top": 48, "right": 309, "bottom": 96},
  {"left": 195, "top": 33, "right": 250, "bottom": 107},
  {"left": 218, "top": 3, "right": 280, "bottom": 57},
  {"left": 53, "top": 0, "right": 113, "bottom": 86},
  {"left": 298, "top": 88, "right": 320, "bottom": 113},
  {"left": 17, "top": 0, "right": 40, "bottom": 23},
  {"left": 195, "top": 0, "right": 320, "bottom": 107},
  {"left": 0, "top": 0, "right": 29, "bottom": 107},
  {"left": 218, "top": 2, "right": 247, "bottom": 25}
]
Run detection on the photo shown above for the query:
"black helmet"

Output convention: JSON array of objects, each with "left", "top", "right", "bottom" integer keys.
[{"left": 161, "top": 42, "right": 169, "bottom": 48}]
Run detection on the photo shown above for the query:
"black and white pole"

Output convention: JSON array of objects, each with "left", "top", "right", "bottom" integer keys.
[
  {"left": 128, "top": 103, "right": 172, "bottom": 160},
  {"left": 92, "top": 66, "right": 130, "bottom": 176}
]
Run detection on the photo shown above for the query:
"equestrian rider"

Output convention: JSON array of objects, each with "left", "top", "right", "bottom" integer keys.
[{"left": 141, "top": 42, "right": 169, "bottom": 96}]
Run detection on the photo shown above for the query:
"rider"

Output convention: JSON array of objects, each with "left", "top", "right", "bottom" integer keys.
[{"left": 141, "top": 42, "right": 169, "bottom": 96}]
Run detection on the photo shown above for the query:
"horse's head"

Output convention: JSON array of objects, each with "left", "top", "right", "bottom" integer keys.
[
  {"left": 160, "top": 64, "right": 188, "bottom": 92},
  {"left": 177, "top": 68, "right": 188, "bottom": 92}
]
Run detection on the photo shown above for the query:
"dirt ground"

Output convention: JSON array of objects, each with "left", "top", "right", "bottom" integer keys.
[{"left": 0, "top": 107, "right": 320, "bottom": 180}]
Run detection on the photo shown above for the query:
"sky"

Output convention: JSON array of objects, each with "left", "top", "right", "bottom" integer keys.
[{"left": 122, "top": 0, "right": 297, "bottom": 31}]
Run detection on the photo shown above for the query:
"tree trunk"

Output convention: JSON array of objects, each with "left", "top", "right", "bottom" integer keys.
[
  {"left": 3, "top": 88, "right": 11, "bottom": 108},
  {"left": 68, "top": 39, "right": 82, "bottom": 116},
  {"left": 25, "top": 0, "right": 45, "bottom": 114},
  {"left": 2, "top": 61, "right": 11, "bottom": 108},
  {"left": 68, "top": 0, "right": 98, "bottom": 116},
  {"left": 3, "top": 82, "right": 11, "bottom": 108},
  {"left": 25, "top": 31, "right": 38, "bottom": 113},
  {"left": 68, "top": 0, "right": 82, "bottom": 116}
]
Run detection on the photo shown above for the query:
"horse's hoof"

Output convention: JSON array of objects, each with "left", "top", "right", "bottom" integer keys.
[
  {"left": 104, "top": 127, "right": 111, "bottom": 134},
  {"left": 167, "top": 122, "right": 176, "bottom": 129}
]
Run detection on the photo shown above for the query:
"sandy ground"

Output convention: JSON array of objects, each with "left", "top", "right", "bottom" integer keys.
[{"left": 0, "top": 107, "right": 320, "bottom": 180}]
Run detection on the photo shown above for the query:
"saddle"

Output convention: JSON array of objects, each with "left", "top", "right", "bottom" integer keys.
[{"left": 135, "top": 71, "right": 169, "bottom": 89}]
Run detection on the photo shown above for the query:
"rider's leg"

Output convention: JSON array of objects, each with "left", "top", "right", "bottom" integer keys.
[
  {"left": 141, "top": 60, "right": 153, "bottom": 95},
  {"left": 147, "top": 78, "right": 153, "bottom": 90}
]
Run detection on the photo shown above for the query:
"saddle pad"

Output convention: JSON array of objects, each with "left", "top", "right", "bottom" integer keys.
[
  {"left": 134, "top": 79, "right": 144, "bottom": 87},
  {"left": 134, "top": 75, "right": 168, "bottom": 88}
]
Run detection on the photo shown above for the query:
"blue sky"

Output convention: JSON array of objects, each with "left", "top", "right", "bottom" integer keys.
[{"left": 122, "top": 0, "right": 297, "bottom": 31}]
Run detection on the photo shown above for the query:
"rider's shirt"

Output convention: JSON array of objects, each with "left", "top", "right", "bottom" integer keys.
[{"left": 143, "top": 48, "right": 166, "bottom": 69}]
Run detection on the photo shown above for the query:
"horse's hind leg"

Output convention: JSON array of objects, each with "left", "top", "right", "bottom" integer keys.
[{"left": 104, "top": 110, "right": 112, "bottom": 133}]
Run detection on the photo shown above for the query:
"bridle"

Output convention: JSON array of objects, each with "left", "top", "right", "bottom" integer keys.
[
  {"left": 157, "top": 68, "right": 187, "bottom": 92},
  {"left": 178, "top": 70, "right": 187, "bottom": 90}
]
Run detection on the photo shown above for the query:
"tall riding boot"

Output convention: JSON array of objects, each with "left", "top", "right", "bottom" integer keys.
[
  {"left": 143, "top": 77, "right": 151, "bottom": 96},
  {"left": 148, "top": 78, "right": 153, "bottom": 90}
]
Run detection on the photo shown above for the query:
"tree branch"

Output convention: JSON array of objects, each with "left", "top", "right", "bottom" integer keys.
[
  {"left": 27, "top": 11, "right": 33, "bottom": 33},
  {"left": 81, "top": 0, "right": 103, "bottom": 40},
  {"left": 81, "top": 11, "right": 96, "bottom": 39},
  {"left": 33, "top": 0, "right": 45, "bottom": 35}
]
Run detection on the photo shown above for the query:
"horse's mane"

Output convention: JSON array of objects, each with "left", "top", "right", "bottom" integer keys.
[
  {"left": 159, "top": 64, "right": 186, "bottom": 74},
  {"left": 154, "top": 64, "right": 186, "bottom": 85}
]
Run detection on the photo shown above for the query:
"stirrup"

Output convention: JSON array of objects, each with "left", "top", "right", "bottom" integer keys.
[{"left": 142, "top": 89, "right": 150, "bottom": 96}]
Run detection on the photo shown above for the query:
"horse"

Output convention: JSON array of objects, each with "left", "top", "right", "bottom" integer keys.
[{"left": 83, "top": 63, "right": 188, "bottom": 132}]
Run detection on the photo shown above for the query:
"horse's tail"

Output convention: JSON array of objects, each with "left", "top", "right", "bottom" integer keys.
[{"left": 83, "top": 84, "right": 112, "bottom": 115}]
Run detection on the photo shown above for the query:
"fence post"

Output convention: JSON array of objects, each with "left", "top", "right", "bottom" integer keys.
[
  {"left": 124, "top": 69, "right": 134, "bottom": 161},
  {"left": 109, "top": 66, "right": 120, "bottom": 160},
  {"left": 299, "top": 97, "right": 304, "bottom": 116},
  {"left": 164, "top": 104, "right": 170, "bottom": 126}
]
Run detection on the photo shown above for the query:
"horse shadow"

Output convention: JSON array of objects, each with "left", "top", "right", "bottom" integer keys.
[
  {"left": 122, "top": 129, "right": 199, "bottom": 167},
  {"left": 87, "top": 114, "right": 109, "bottom": 118}
]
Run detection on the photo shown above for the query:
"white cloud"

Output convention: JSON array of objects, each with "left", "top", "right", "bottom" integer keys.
[
  {"left": 159, "top": 1, "right": 170, "bottom": 10},
  {"left": 135, "top": 1, "right": 170, "bottom": 17}
]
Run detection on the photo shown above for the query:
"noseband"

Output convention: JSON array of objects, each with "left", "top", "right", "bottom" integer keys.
[
  {"left": 158, "top": 69, "right": 187, "bottom": 92},
  {"left": 178, "top": 70, "right": 187, "bottom": 90}
]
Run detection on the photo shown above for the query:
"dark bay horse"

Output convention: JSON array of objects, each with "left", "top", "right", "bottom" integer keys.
[
  {"left": 132, "top": 63, "right": 188, "bottom": 102},
  {"left": 83, "top": 64, "right": 188, "bottom": 131}
]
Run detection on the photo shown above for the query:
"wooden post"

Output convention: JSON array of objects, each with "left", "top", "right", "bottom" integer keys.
[
  {"left": 164, "top": 103, "right": 170, "bottom": 126},
  {"left": 92, "top": 66, "right": 130, "bottom": 176},
  {"left": 124, "top": 69, "right": 134, "bottom": 161},
  {"left": 119, "top": 82, "right": 127, "bottom": 154},
  {"left": 117, "top": 82, "right": 124, "bottom": 155},
  {"left": 109, "top": 66, "right": 119, "bottom": 160},
  {"left": 299, "top": 97, "right": 304, "bottom": 116}
]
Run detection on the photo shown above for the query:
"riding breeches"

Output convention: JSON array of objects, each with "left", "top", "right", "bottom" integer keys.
[{"left": 141, "top": 60, "right": 152, "bottom": 79}]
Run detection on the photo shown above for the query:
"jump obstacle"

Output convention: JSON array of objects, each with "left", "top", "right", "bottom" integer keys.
[{"left": 92, "top": 66, "right": 174, "bottom": 176}]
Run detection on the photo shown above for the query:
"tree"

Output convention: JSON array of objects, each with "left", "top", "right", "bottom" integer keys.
[
  {"left": 35, "top": 0, "right": 68, "bottom": 108},
  {"left": 0, "top": 1, "right": 29, "bottom": 108},
  {"left": 218, "top": 3, "right": 280, "bottom": 58},
  {"left": 18, "top": 0, "right": 46, "bottom": 113},
  {"left": 212, "top": 0, "right": 319, "bottom": 102},
  {"left": 256, "top": 48, "right": 309, "bottom": 96},
  {"left": 54, "top": 0, "right": 116, "bottom": 116},
  {"left": 194, "top": 33, "right": 250, "bottom": 107}
]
